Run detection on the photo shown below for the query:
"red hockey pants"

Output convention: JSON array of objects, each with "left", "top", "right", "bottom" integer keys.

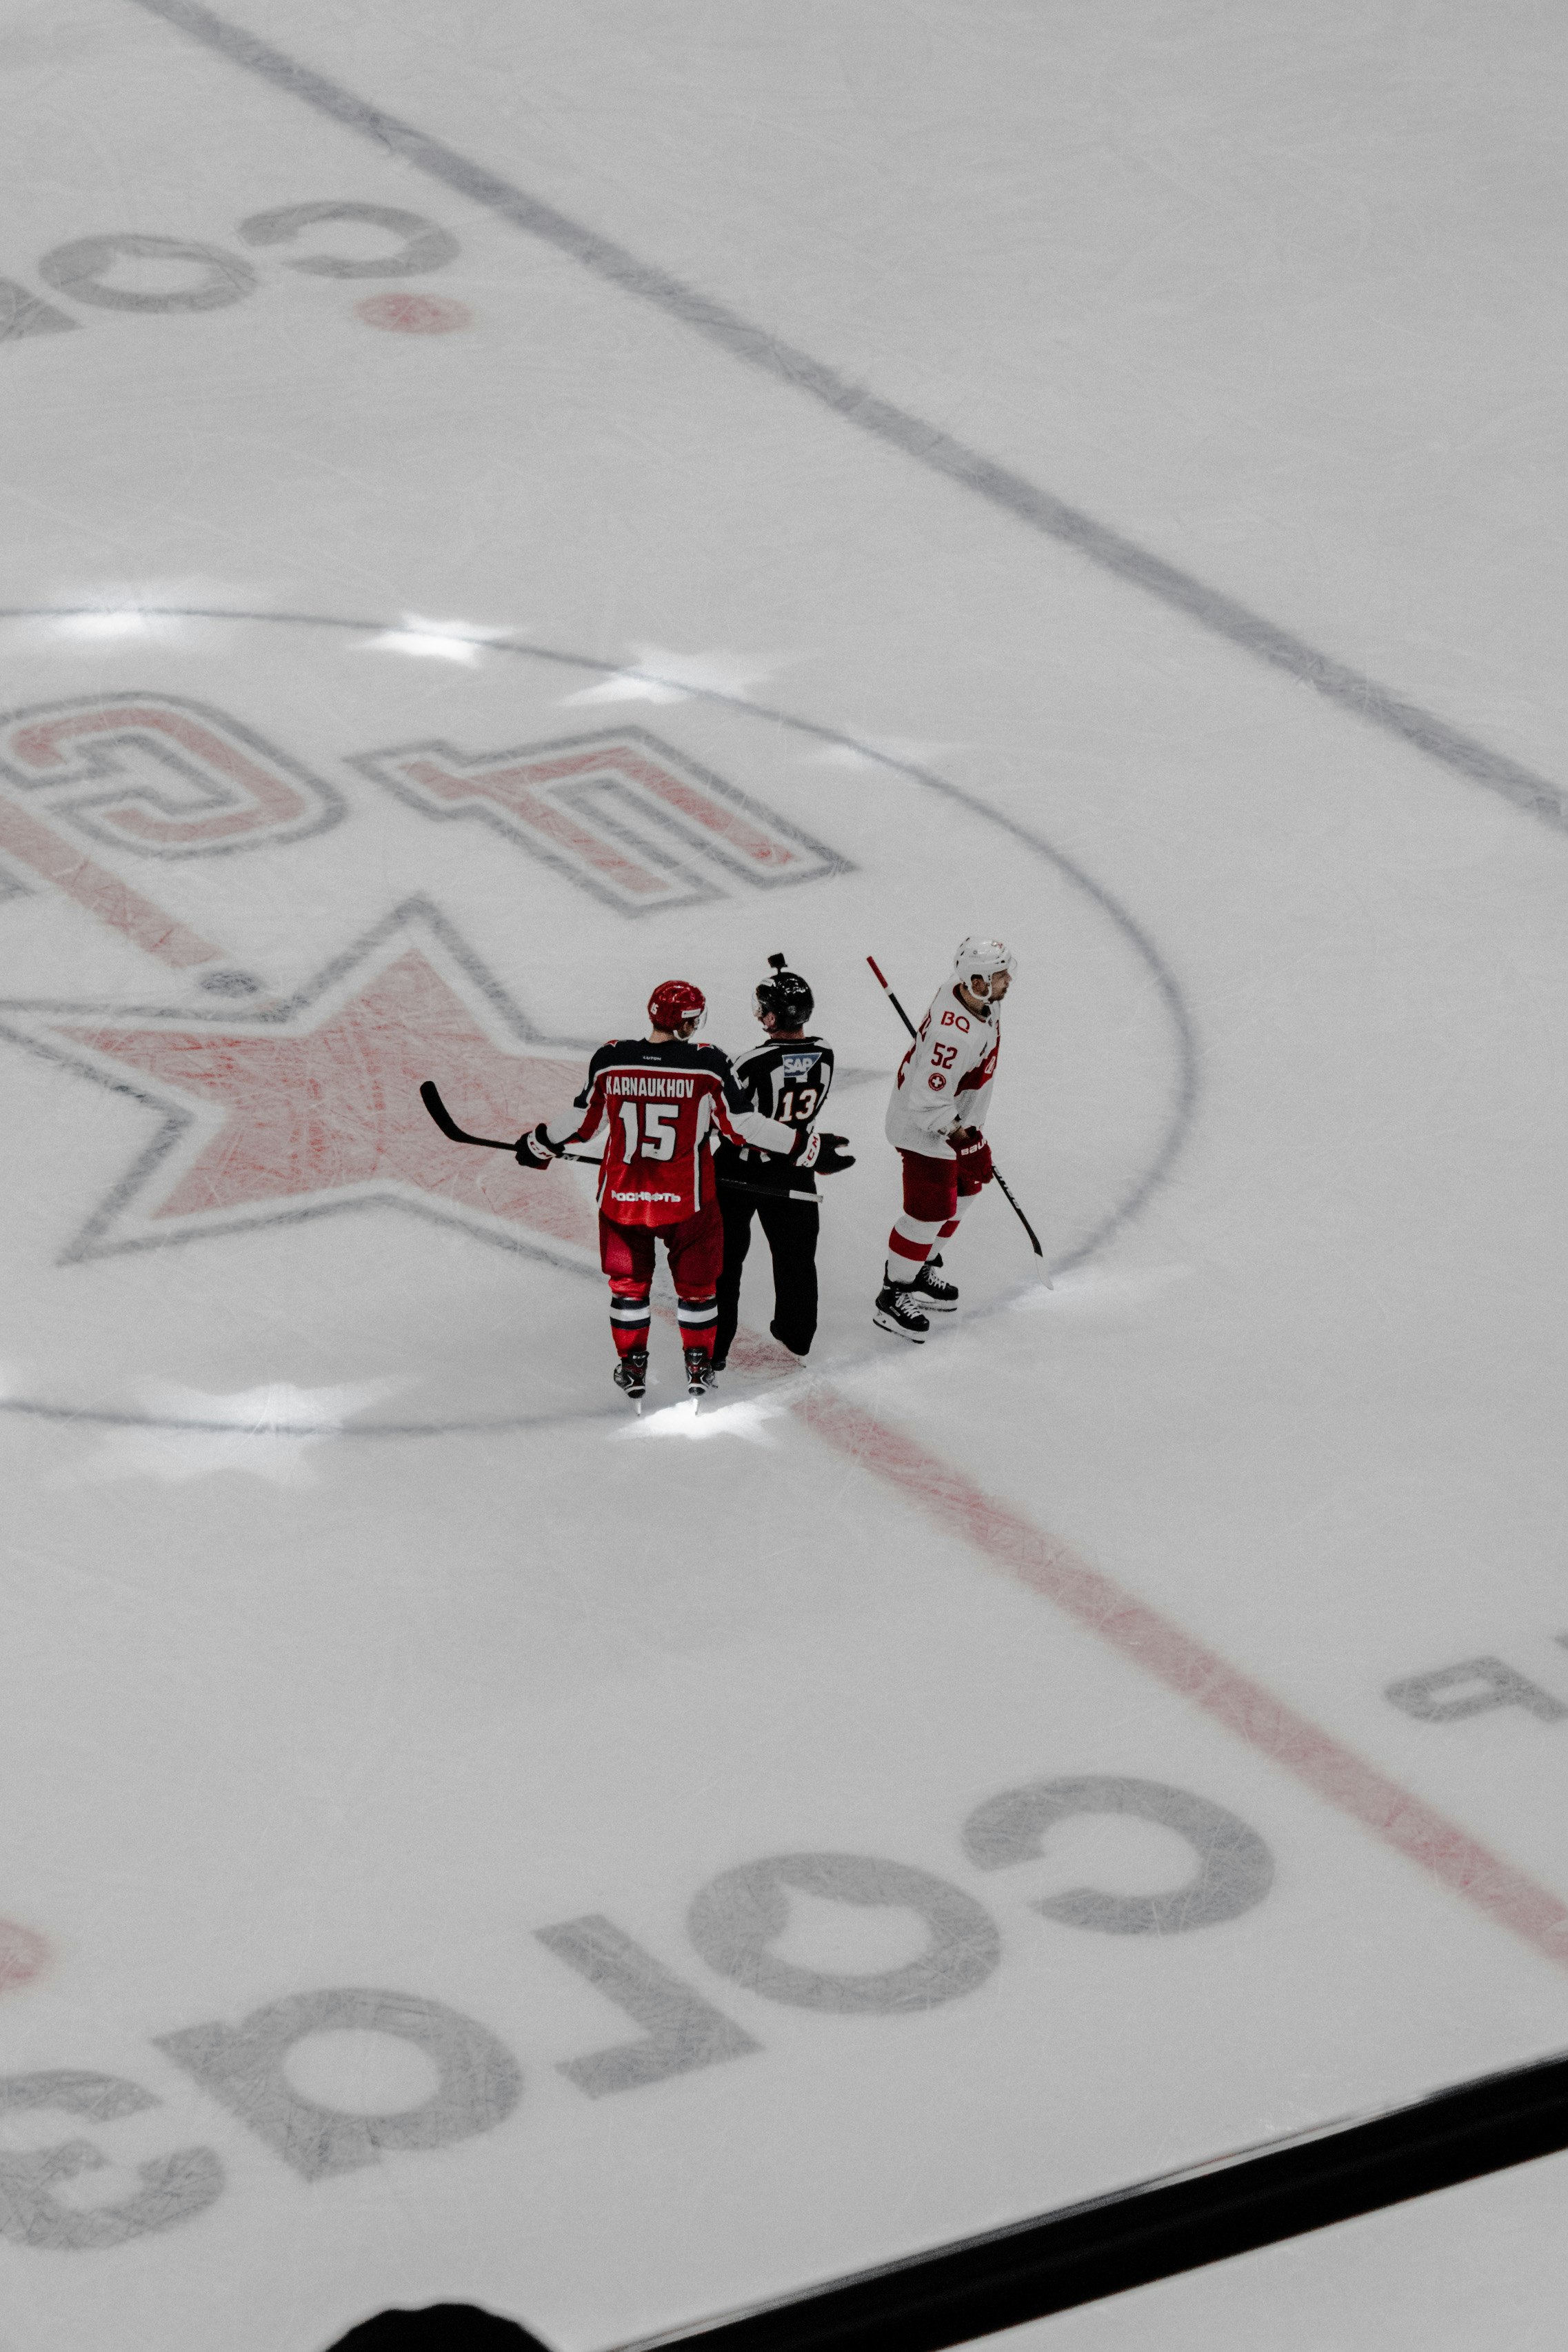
[
  {"left": 600, "top": 1201, "right": 723, "bottom": 1360},
  {"left": 885, "top": 1149, "right": 984, "bottom": 1280}
]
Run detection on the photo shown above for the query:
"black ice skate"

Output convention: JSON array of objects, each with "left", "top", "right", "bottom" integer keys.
[
  {"left": 613, "top": 1349, "right": 649, "bottom": 1402},
  {"left": 911, "top": 1255, "right": 958, "bottom": 1312},
  {"left": 684, "top": 1347, "right": 718, "bottom": 1397},
  {"left": 873, "top": 1280, "right": 929, "bottom": 1342}
]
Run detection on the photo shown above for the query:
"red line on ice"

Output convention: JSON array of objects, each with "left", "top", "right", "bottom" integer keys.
[
  {"left": 0, "top": 798, "right": 223, "bottom": 969},
  {"left": 781, "top": 1374, "right": 1568, "bottom": 1971}
]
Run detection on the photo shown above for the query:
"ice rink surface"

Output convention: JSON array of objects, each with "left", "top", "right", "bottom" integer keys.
[{"left": 3, "top": 3, "right": 1568, "bottom": 2346}]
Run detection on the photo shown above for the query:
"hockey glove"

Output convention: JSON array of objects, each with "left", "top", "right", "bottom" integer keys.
[
  {"left": 515, "top": 1122, "right": 563, "bottom": 1171},
  {"left": 954, "top": 1130, "right": 993, "bottom": 1184},
  {"left": 792, "top": 1129, "right": 854, "bottom": 1175}
]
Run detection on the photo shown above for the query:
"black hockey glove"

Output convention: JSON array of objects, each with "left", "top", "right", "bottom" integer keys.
[
  {"left": 515, "top": 1121, "right": 563, "bottom": 1171},
  {"left": 795, "top": 1130, "right": 854, "bottom": 1175}
]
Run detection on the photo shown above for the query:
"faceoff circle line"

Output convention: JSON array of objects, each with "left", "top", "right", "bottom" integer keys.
[{"left": 0, "top": 606, "right": 1199, "bottom": 1440}]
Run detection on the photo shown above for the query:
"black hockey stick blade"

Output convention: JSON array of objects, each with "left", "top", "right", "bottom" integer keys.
[
  {"left": 421, "top": 1080, "right": 605, "bottom": 1168},
  {"left": 992, "top": 1167, "right": 1045, "bottom": 1258},
  {"left": 419, "top": 1080, "right": 516, "bottom": 1152}
]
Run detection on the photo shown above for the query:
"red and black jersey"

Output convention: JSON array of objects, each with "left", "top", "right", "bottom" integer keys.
[{"left": 544, "top": 1038, "right": 801, "bottom": 1228}]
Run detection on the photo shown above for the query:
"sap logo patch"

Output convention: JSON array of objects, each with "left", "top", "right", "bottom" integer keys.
[{"left": 781, "top": 1054, "right": 816, "bottom": 1077}]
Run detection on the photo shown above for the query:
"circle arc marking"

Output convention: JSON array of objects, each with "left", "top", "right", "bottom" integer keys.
[{"left": 0, "top": 607, "right": 1199, "bottom": 1438}]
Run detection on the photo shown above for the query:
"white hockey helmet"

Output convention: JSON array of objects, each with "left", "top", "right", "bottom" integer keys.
[{"left": 953, "top": 936, "right": 1016, "bottom": 1000}]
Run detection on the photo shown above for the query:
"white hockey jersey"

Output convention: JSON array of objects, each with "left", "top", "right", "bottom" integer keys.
[{"left": 884, "top": 983, "right": 1001, "bottom": 1158}]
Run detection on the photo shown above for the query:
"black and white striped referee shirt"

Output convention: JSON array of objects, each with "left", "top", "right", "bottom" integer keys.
[{"left": 714, "top": 1034, "right": 835, "bottom": 1202}]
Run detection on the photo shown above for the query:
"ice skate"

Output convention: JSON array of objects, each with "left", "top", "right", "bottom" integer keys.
[
  {"left": 911, "top": 1255, "right": 958, "bottom": 1313},
  {"left": 613, "top": 1349, "right": 649, "bottom": 1405},
  {"left": 684, "top": 1346, "right": 718, "bottom": 1398},
  {"left": 873, "top": 1280, "right": 929, "bottom": 1342}
]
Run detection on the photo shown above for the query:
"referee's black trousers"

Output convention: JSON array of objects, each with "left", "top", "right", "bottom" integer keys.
[{"left": 714, "top": 1188, "right": 819, "bottom": 1365}]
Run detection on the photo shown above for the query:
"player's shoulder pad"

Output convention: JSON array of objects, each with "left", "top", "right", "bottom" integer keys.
[
  {"left": 692, "top": 1041, "right": 752, "bottom": 1106},
  {"left": 642, "top": 1037, "right": 732, "bottom": 1083}
]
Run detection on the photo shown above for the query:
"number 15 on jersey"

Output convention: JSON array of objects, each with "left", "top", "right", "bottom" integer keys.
[{"left": 619, "top": 1100, "right": 680, "bottom": 1162}]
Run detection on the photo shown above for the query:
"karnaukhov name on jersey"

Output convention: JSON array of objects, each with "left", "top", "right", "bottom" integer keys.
[{"left": 605, "top": 1072, "right": 696, "bottom": 1098}]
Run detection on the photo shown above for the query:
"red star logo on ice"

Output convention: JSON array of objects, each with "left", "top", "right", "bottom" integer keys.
[{"left": 51, "top": 940, "right": 597, "bottom": 1256}]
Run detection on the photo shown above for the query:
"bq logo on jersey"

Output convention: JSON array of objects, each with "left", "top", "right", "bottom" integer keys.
[{"left": 0, "top": 608, "right": 1185, "bottom": 1437}]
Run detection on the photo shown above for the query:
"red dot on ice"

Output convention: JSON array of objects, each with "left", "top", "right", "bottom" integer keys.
[
  {"left": 0, "top": 1920, "right": 49, "bottom": 1991},
  {"left": 355, "top": 293, "right": 472, "bottom": 335}
]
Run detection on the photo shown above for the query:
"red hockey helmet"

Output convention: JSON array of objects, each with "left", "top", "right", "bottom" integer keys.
[{"left": 647, "top": 978, "right": 707, "bottom": 1035}]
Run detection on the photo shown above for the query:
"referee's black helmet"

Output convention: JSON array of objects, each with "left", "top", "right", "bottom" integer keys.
[{"left": 754, "top": 951, "right": 814, "bottom": 1027}]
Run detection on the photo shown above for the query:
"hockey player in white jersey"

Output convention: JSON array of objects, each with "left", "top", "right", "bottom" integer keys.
[{"left": 874, "top": 937, "right": 1016, "bottom": 1340}]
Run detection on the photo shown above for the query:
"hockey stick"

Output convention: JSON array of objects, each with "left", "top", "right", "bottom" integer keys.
[
  {"left": 865, "top": 956, "right": 1047, "bottom": 1263},
  {"left": 419, "top": 1081, "right": 601, "bottom": 1165},
  {"left": 420, "top": 1080, "right": 516, "bottom": 1150}
]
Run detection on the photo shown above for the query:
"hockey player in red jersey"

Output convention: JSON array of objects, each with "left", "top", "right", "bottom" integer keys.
[
  {"left": 874, "top": 937, "right": 1015, "bottom": 1342},
  {"left": 517, "top": 980, "right": 852, "bottom": 1401}
]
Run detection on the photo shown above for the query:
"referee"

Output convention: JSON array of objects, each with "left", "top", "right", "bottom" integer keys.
[{"left": 713, "top": 954, "right": 851, "bottom": 1370}]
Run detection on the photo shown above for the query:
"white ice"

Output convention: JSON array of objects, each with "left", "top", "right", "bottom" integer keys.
[{"left": 1, "top": 3, "right": 1567, "bottom": 2349}]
